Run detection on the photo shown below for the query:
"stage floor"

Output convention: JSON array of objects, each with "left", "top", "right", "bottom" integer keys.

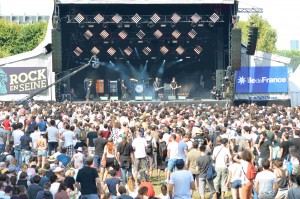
[{"left": 75, "top": 99, "right": 231, "bottom": 107}]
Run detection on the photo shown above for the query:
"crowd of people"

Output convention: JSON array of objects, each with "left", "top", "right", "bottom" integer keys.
[{"left": 0, "top": 100, "right": 300, "bottom": 199}]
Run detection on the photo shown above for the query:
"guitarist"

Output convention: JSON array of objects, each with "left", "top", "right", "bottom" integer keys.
[
  {"left": 153, "top": 77, "right": 160, "bottom": 100},
  {"left": 121, "top": 79, "right": 127, "bottom": 100},
  {"left": 170, "top": 77, "right": 178, "bottom": 98}
]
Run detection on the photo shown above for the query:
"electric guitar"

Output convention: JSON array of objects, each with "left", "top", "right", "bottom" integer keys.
[
  {"left": 171, "top": 86, "right": 181, "bottom": 90},
  {"left": 154, "top": 86, "right": 165, "bottom": 91}
]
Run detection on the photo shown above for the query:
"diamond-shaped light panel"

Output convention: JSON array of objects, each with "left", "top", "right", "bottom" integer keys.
[
  {"left": 171, "top": 13, "right": 181, "bottom": 23},
  {"left": 118, "top": 30, "right": 128, "bottom": 39},
  {"left": 94, "top": 14, "right": 104, "bottom": 24},
  {"left": 160, "top": 46, "right": 169, "bottom": 55},
  {"left": 84, "top": 30, "right": 93, "bottom": 40},
  {"left": 91, "top": 47, "right": 100, "bottom": 55},
  {"left": 73, "top": 47, "right": 83, "bottom": 56},
  {"left": 112, "top": 14, "right": 122, "bottom": 24},
  {"left": 150, "top": 13, "right": 161, "bottom": 24},
  {"left": 107, "top": 47, "right": 116, "bottom": 56},
  {"left": 210, "top": 13, "right": 220, "bottom": 23},
  {"left": 153, "top": 30, "right": 163, "bottom": 39},
  {"left": 194, "top": 45, "right": 203, "bottom": 54},
  {"left": 142, "top": 47, "right": 152, "bottom": 55},
  {"left": 136, "top": 30, "right": 146, "bottom": 39},
  {"left": 74, "top": 13, "right": 85, "bottom": 23},
  {"left": 100, "top": 30, "right": 109, "bottom": 39},
  {"left": 191, "top": 13, "right": 201, "bottom": 23},
  {"left": 176, "top": 46, "right": 185, "bottom": 55},
  {"left": 172, "top": 30, "right": 181, "bottom": 39},
  {"left": 124, "top": 47, "right": 133, "bottom": 56},
  {"left": 132, "top": 13, "right": 142, "bottom": 24},
  {"left": 188, "top": 29, "right": 197, "bottom": 39}
]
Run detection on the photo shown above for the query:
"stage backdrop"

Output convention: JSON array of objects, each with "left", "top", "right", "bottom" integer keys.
[
  {"left": 235, "top": 66, "right": 288, "bottom": 93},
  {"left": 0, "top": 67, "right": 48, "bottom": 95}
]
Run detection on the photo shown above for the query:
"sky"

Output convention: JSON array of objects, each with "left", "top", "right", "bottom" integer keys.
[{"left": 0, "top": 0, "right": 299, "bottom": 50}]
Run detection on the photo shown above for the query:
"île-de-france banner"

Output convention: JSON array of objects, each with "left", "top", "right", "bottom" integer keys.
[
  {"left": 0, "top": 67, "right": 48, "bottom": 95},
  {"left": 235, "top": 66, "right": 288, "bottom": 93}
]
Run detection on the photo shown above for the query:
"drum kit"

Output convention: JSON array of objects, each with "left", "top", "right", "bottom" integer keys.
[{"left": 129, "top": 78, "right": 150, "bottom": 94}]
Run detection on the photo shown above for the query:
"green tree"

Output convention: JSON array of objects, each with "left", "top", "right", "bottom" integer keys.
[
  {"left": 237, "top": 14, "right": 277, "bottom": 53},
  {"left": 0, "top": 19, "right": 47, "bottom": 58},
  {"left": 277, "top": 50, "right": 300, "bottom": 71}
]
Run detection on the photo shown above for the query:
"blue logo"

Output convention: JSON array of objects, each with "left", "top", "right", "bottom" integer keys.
[
  {"left": 235, "top": 66, "right": 288, "bottom": 93},
  {"left": 0, "top": 68, "right": 8, "bottom": 94}
]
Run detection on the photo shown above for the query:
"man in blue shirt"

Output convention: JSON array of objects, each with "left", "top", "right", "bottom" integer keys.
[
  {"left": 56, "top": 148, "right": 71, "bottom": 167},
  {"left": 169, "top": 159, "right": 195, "bottom": 199}
]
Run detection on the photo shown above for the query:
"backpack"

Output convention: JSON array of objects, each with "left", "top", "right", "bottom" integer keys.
[
  {"left": 158, "top": 141, "right": 167, "bottom": 159},
  {"left": 78, "top": 128, "right": 87, "bottom": 141},
  {"left": 146, "top": 137, "right": 153, "bottom": 155},
  {"left": 243, "top": 162, "right": 257, "bottom": 181},
  {"left": 206, "top": 163, "right": 217, "bottom": 180}
]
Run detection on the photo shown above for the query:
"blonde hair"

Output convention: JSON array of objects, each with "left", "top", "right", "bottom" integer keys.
[
  {"left": 65, "top": 169, "right": 75, "bottom": 177},
  {"left": 127, "top": 176, "right": 136, "bottom": 192}
]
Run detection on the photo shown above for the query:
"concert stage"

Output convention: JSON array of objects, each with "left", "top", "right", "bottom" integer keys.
[{"left": 53, "top": 0, "right": 237, "bottom": 102}]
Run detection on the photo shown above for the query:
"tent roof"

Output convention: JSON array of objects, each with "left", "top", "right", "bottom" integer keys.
[{"left": 56, "top": 0, "right": 234, "bottom": 4}]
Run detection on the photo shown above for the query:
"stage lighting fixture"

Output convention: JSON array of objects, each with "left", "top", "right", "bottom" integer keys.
[
  {"left": 112, "top": 14, "right": 122, "bottom": 24},
  {"left": 209, "top": 22, "right": 214, "bottom": 28},
  {"left": 194, "top": 45, "right": 203, "bottom": 54},
  {"left": 124, "top": 47, "right": 133, "bottom": 56},
  {"left": 92, "top": 58, "right": 100, "bottom": 68},
  {"left": 83, "top": 30, "right": 93, "bottom": 40},
  {"left": 100, "top": 30, "right": 109, "bottom": 39},
  {"left": 132, "top": 13, "right": 142, "bottom": 24},
  {"left": 150, "top": 13, "right": 161, "bottom": 24},
  {"left": 171, "top": 23, "right": 176, "bottom": 28},
  {"left": 91, "top": 47, "right": 100, "bottom": 55},
  {"left": 179, "top": 59, "right": 183, "bottom": 61},
  {"left": 160, "top": 46, "right": 169, "bottom": 55},
  {"left": 73, "top": 47, "right": 83, "bottom": 56},
  {"left": 107, "top": 47, "right": 116, "bottom": 56},
  {"left": 153, "top": 30, "right": 163, "bottom": 39},
  {"left": 117, "top": 23, "right": 123, "bottom": 28},
  {"left": 136, "top": 30, "right": 146, "bottom": 39},
  {"left": 176, "top": 46, "right": 185, "bottom": 55},
  {"left": 142, "top": 47, "right": 152, "bottom": 55},
  {"left": 210, "top": 13, "right": 220, "bottom": 23},
  {"left": 103, "top": 23, "right": 108, "bottom": 28},
  {"left": 148, "top": 22, "right": 155, "bottom": 28},
  {"left": 188, "top": 29, "right": 197, "bottom": 39},
  {"left": 74, "top": 13, "right": 85, "bottom": 23},
  {"left": 118, "top": 30, "right": 128, "bottom": 39},
  {"left": 172, "top": 30, "right": 181, "bottom": 39},
  {"left": 94, "top": 14, "right": 104, "bottom": 24},
  {"left": 171, "top": 13, "right": 181, "bottom": 23},
  {"left": 191, "top": 13, "right": 201, "bottom": 24}
]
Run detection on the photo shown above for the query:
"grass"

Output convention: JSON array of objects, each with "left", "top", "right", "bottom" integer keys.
[{"left": 147, "top": 170, "right": 232, "bottom": 199}]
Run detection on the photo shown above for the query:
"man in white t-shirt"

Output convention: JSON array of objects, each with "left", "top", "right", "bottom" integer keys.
[
  {"left": 12, "top": 122, "right": 24, "bottom": 167},
  {"left": 254, "top": 159, "right": 278, "bottom": 198},
  {"left": 212, "top": 138, "right": 231, "bottom": 199},
  {"left": 61, "top": 124, "right": 76, "bottom": 157},
  {"left": 166, "top": 134, "right": 178, "bottom": 182},
  {"left": 30, "top": 126, "right": 41, "bottom": 149},
  {"left": 72, "top": 147, "right": 85, "bottom": 169},
  {"left": 132, "top": 131, "right": 147, "bottom": 181}
]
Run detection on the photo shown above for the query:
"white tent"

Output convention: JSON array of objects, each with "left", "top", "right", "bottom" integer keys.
[
  {"left": 0, "top": 0, "right": 55, "bottom": 101},
  {"left": 289, "top": 64, "right": 300, "bottom": 107}
]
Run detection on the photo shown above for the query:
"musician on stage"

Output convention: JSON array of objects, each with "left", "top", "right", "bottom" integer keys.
[
  {"left": 84, "top": 78, "right": 92, "bottom": 102},
  {"left": 170, "top": 77, "right": 178, "bottom": 98},
  {"left": 121, "top": 79, "right": 127, "bottom": 100},
  {"left": 153, "top": 77, "right": 160, "bottom": 100},
  {"left": 210, "top": 86, "right": 217, "bottom": 99}
]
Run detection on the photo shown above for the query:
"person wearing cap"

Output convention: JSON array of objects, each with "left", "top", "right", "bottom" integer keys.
[
  {"left": 117, "top": 133, "right": 134, "bottom": 184},
  {"left": 71, "top": 147, "right": 85, "bottom": 169},
  {"left": 168, "top": 159, "right": 195, "bottom": 199},
  {"left": 212, "top": 138, "right": 231, "bottom": 199}
]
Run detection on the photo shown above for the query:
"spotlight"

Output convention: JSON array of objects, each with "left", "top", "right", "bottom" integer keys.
[
  {"left": 91, "top": 47, "right": 100, "bottom": 55},
  {"left": 112, "top": 14, "right": 122, "bottom": 24},
  {"left": 171, "top": 13, "right": 181, "bottom": 23},
  {"left": 179, "top": 59, "right": 183, "bottom": 61},
  {"left": 74, "top": 13, "right": 85, "bottom": 23},
  {"left": 148, "top": 22, "right": 155, "bottom": 28},
  {"left": 150, "top": 13, "right": 161, "bottom": 24},
  {"left": 132, "top": 13, "right": 142, "bottom": 24},
  {"left": 103, "top": 23, "right": 108, "bottom": 28},
  {"left": 73, "top": 47, "right": 83, "bottom": 56},
  {"left": 210, "top": 13, "right": 220, "bottom": 23},
  {"left": 83, "top": 30, "right": 93, "bottom": 40},
  {"left": 100, "top": 30, "right": 109, "bottom": 39},
  {"left": 209, "top": 22, "right": 214, "bottom": 28},
  {"left": 94, "top": 14, "right": 104, "bottom": 24}
]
